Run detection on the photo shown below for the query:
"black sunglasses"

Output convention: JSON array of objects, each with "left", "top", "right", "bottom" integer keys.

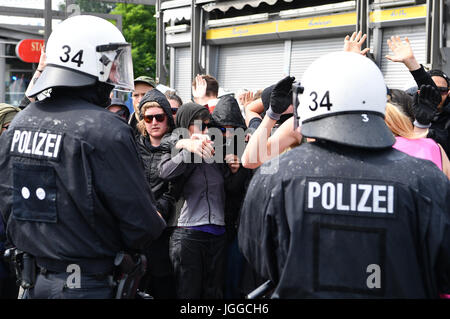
[
  {"left": 143, "top": 113, "right": 166, "bottom": 123},
  {"left": 171, "top": 108, "right": 178, "bottom": 115},
  {"left": 190, "top": 121, "right": 209, "bottom": 131},
  {"left": 437, "top": 87, "right": 449, "bottom": 94}
]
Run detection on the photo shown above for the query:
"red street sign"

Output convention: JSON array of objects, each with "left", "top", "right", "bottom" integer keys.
[{"left": 15, "top": 39, "right": 44, "bottom": 63}]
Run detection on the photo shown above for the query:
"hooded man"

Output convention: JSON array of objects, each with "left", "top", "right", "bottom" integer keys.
[{"left": 211, "top": 95, "right": 254, "bottom": 298}]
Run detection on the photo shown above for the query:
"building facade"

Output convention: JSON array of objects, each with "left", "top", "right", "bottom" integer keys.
[{"left": 157, "top": 0, "right": 450, "bottom": 103}]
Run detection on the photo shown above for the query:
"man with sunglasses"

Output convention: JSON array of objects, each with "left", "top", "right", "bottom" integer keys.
[
  {"left": 386, "top": 36, "right": 450, "bottom": 155},
  {"left": 164, "top": 91, "right": 183, "bottom": 121}
]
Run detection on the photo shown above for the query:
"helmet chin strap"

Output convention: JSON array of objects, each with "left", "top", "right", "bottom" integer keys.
[{"left": 292, "top": 82, "right": 304, "bottom": 130}]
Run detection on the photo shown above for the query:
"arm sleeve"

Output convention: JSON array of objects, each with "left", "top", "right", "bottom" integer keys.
[
  {"left": 159, "top": 149, "right": 192, "bottom": 180},
  {"left": 410, "top": 65, "right": 437, "bottom": 89},
  {"left": 92, "top": 127, "right": 166, "bottom": 253}
]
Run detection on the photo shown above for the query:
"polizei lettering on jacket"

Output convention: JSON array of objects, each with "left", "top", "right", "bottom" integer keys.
[
  {"left": 305, "top": 177, "right": 396, "bottom": 217},
  {"left": 10, "top": 129, "right": 63, "bottom": 161}
]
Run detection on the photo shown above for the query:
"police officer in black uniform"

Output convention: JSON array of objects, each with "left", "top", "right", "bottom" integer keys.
[
  {"left": 239, "top": 51, "right": 450, "bottom": 298},
  {"left": 0, "top": 15, "right": 166, "bottom": 299}
]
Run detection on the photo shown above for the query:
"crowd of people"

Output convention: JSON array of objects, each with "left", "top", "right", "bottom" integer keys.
[{"left": 0, "top": 15, "right": 448, "bottom": 299}]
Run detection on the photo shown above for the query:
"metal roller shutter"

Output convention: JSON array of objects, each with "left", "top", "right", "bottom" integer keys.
[
  {"left": 290, "top": 37, "right": 345, "bottom": 80},
  {"left": 381, "top": 24, "right": 426, "bottom": 90},
  {"left": 174, "top": 47, "right": 192, "bottom": 103},
  {"left": 217, "top": 42, "right": 285, "bottom": 92}
]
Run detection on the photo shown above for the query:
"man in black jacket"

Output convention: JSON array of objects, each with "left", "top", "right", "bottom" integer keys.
[
  {"left": 239, "top": 51, "right": 450, "bottom": 298},
  {"left": 0, "top": 15, "right": 165, "bottom": 299}
]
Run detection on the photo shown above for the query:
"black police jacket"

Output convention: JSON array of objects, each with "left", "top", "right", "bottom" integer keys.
[
  {"left": 0, "top": 88, "right": 166, "bottom": 263},
  {"left": 238, "top": 141, "right": 450, "bottom": 298}
]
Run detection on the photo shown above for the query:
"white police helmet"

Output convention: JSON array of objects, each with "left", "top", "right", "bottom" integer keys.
[
  {"left": 297, "top": 51, "right": 395, "bottom": 149},
  {"left": 27, "top": 15, "right": 134, "bottom": 97}
]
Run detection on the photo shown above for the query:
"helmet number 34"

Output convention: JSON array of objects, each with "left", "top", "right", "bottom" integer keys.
[
  {"left": 60, "top": 45, "right": 84, "bottom": 67},
  {"left": 309, "top": 91, "right": 333, "bottom": 111}
]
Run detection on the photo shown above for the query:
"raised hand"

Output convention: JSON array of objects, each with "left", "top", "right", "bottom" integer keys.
[
  {"left": 242, "top": 91, "right": 254, "bottom": 108},
  {"left": 413, "top": 84, "right": 441, "bottom": 126},
  {"left": 385, "top": 36, "right": 420, "bottom": 71},
  {"left": 267, "top": 75, "right": 295, "bottom": 120},
  {"left": 343, "top": 31, "right": 370, "bottom": 56},
  {"left": 192, "top": 74, "right": 207, "bottom": 99}
]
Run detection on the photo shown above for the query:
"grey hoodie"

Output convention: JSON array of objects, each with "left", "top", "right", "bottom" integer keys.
[{"left": 159, "top": 103, "right": 231, "bottom": 227}]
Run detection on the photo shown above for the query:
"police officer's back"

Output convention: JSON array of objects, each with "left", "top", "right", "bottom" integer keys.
[
  {"left": 0, "top": 15, "right": 165, "bottom": 299},
  {"left": 238, "top": 52, "right": 450, "bottom": 298}
]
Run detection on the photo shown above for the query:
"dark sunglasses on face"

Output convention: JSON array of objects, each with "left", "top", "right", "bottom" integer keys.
[
  {"left": 191, "top": 121, "right": 209, "bottom": 131},
  {"left": 437, "top": 87, "right": 449, "bottom": 94},
  {"left": 143, "top": 113, "right": 166, "bottom": 123},
  {"left": 171, "top": 108, "right": 178, "bottom": 115}
]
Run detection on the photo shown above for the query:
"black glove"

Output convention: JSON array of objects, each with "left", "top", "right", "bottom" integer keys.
[
  {"left": 266, "top": 76, "right": 295, "bottom": 120},
  {"left": 412, "top": 84, "right": 441, "bottom": 127}
]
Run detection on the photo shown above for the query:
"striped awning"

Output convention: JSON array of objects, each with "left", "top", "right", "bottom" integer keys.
[
  {"left": 163, "top": 6, "right": 191, "bottom": 23},
  {"left": 203, "top": 0, "right": 293, "bottom": 13}
]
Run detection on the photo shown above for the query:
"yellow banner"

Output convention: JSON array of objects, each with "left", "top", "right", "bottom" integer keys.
[
  {"left": 278, "top": 12, "right": 356, "bottom": 33},
  {"left": 206, "top": 21, "right": 277, "bottom": 40},
  {"left": 370, "top": 5, "right": 426, "bottom": 23},
  {"left": 206, "top": 5, "right": 427, "bottom": 40}
]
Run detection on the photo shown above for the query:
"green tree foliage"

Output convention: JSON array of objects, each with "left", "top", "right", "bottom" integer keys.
[{"left": 111, "top": 4, "right": 157, "bottom": 79}]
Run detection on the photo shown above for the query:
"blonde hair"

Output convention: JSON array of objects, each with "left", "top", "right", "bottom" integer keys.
[
  {"left": 137, "top": 101, "right": 163, "bottom": 137},
  {"left": 384, "top": 102, "right": 426, "bottom": 139}
]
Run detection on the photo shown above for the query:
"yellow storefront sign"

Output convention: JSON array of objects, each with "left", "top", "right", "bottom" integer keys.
[
  {"left": 278, "top": 12, "right": 356, "bottom": 33},
  {"left": 206, "top": 5, "right": 427, "bottom": 41},
  {"left": 206, "top": 21, "right": 277, "bottom": 40},
  {"left": 206, "top": 12, "right": 355, "bottom": 40},
  {"left": 370, "top": 4, "right": 426, "bottom": 23}
]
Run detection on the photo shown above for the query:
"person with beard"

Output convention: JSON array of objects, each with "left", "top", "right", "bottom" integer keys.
[
  {"left": 135, "top": 89, "right": 178, "bottom": 298},
  {"left": 159, "top": 102, "right": 237, "bottom": 299}
]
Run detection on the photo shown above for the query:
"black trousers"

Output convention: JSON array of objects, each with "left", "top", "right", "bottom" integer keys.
[
  {"left": 140, "top": 228, "right": 176, "bottom": 299},
  {"left": 28, "top": 271, "right": 114, "bottom": 299},
  {"left": 169, "top": 227, "right": 226, "bottom": 299}
]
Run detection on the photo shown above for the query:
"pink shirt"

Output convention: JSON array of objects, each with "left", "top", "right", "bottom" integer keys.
[{"left": 393, "top": 137, "right": 442, "bottom": 170}]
